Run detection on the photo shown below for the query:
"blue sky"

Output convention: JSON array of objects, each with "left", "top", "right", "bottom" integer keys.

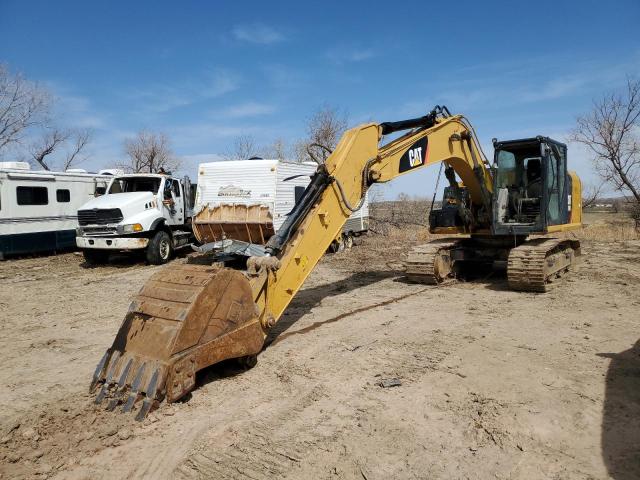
[{"left": 1, "top": 0, "right": 639, "bottom": 198}]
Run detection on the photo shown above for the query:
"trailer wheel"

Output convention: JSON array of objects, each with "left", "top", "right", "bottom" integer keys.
[
  {"left": 82, "top": 249, "right": 110, "bottom": 265},
  {"left": 343, "top": 233, "right": 354, "bottom": 249},
  {"left": 146, "top": 230, "right": 173, "bottom": 265},
  {"left": 329, "top": 237, "right": 344, "bottom": 253}
]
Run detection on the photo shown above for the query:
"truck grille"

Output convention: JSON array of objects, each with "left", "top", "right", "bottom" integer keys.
[
  {"left": 78, "top": 208, "right": 123, "bottom": 226},
  {"left": 80, "top": 226, "right": 118, "bottom": 236}
]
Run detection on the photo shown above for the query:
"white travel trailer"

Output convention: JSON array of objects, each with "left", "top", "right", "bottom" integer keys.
[
  {"left": 194, "top": 159, "right": 369, "bottom": 250},
  {"left": 0, "top": 162, "right": 115, "bottom": 258}
]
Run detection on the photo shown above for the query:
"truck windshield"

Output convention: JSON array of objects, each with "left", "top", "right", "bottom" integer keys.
[{"left": 108, "top": 177, "right": 160, "bottom": 194}]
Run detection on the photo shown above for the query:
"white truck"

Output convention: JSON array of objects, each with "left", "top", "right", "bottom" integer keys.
[{"left": 75, "top": 173, "right": 195, "bottom": 264}]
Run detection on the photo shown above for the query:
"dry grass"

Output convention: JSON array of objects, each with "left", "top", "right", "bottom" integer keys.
[
  {"left": 368, "top": 201, "right": 639, "bottom": 246},
  {"left": 571, "top": 212, "right": 639, "bottom": 242}
]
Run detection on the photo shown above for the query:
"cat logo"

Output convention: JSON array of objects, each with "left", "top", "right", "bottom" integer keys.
[
  {"left": 399, "top": 137, "right": 428, "bottom": 173},
  {"left": 408, "top": 147, "right": 423, "bottom": 167}
]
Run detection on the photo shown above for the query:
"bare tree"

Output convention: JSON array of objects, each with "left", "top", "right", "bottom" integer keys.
[
  {"left": 611, "top": 199, "right": 621, "bottom": 214},
  {"left": 265, "top": 137, "right": 288, "bottom": 160},
  {"left": 62, "top": 128, "right": 92, "bottom": 170},
  {"left": 28, "top": 128, "right": 69, "bottom": 170},
  {"left": 298, "top": 105, "right": 348, "bottom": 163},
  {"left": 121, "top": 131, "right": 179, "bottom": 173},
  {"left": 582, "top": 181, "right": 604, "bottom": 209},
  {"left": 0, "top": 64, "right": 51, "bottom": 155},
  {"left": 225, "top": 134, "right": 261, "bottom": 160},
  {"left": 572, "top": 77, "right": 640, "bottom": 206}
]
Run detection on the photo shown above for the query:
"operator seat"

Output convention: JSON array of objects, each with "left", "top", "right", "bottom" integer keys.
[{"left": 526, "top": 159, "right": 542, "bottom": 198}]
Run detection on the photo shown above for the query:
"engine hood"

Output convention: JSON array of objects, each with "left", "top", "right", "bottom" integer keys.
[{"left": 79, "top": 191, "right": 155, "bottom": 211}]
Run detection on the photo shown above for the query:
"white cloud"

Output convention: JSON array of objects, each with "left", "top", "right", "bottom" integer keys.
[
  {"left": 326, "top": 47, "right": 375, "bottom": 65},
  {"left": 262, "top": 64, "right": 305, "bottom": 89},
  {"left": 202, "top": 69, "right": 241, "bottom": 98},
  {"left": 55, "top": 95, "right": 105, "bottom": 129},
  {"left": 433, "top": 59, "right": 637, "bottom": 111},
  {"left": 232, "top": 23, "right": 285, "bottom": 45},
  {"left": 221, "top": 102, "right": 276, "bottom": 118},
  {"left": 127, "top": 68, "right": 242, "bottom": 114},
  {"left": 43, "top": 83, "right": 109, "bottom": 130}
]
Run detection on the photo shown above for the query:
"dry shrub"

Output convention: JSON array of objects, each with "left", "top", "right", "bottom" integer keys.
[{"left": 370, "top": 200, "right": 431, "bottom": 232}]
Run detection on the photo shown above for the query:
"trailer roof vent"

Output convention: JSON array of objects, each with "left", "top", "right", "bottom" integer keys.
[
  {"left": 98, "top": 168, "right": 125, "bottom": 176},
  {"left": 0, "top": 161, "right": 30, "bottom": 170}
]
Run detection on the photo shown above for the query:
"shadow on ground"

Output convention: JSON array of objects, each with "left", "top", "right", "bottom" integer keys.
[
  {"left": 264, "top": 269, "right": 401, "bottom": 346},
  {"left": 599, "top": 340, "right": 640, "bottom": 480},
  {"left": 80, "top": 249, "right": 191, "bottom": 269},
  {"left": 191, "top": 270, "right": 401, "bottom": 393}
]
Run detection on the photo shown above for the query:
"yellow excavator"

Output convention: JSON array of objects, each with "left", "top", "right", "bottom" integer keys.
[{"left": 91, "top": 106, "right": 582, "bottom": 419}]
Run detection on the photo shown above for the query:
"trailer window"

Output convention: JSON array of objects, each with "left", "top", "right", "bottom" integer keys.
[
  {"left": 17, "top": 186, "right": 48, "bottom": 205},
  {"left": 56, "top": 189, "right": 71, "bottom": 202}
]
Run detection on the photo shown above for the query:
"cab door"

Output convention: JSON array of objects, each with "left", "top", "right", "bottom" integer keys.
[
  {"left": 543, "top": 141, "right": 568, "bottom": 226},
  {"left": 161, "top": 178, "right": 184, "bottom": 226}
]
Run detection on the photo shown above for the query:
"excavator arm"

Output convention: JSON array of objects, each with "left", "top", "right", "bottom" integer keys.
[{"left": 90, "top": 108, "right": 499, "bottom": 419}]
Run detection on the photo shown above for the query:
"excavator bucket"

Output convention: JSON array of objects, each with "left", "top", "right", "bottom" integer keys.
[{"left": 90, "top": 264, "right": 266, "bottom": 420}]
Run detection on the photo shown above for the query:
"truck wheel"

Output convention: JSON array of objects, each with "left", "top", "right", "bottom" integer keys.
[
  {"left": 146, "top": 231, "right": 173, "bottom": 265},
  {"left": 82, "top": 249, "right": 110, "bottom": 265}
]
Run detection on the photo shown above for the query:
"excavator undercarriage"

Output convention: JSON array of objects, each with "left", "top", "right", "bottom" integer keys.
[{"left": 406, "top": 236, "right": 581, "bottom": 291}]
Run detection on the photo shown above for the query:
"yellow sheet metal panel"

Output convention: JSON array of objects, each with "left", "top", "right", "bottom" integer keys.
[{"left": 568, "top": 171, "right": 582, "bottom": 225}]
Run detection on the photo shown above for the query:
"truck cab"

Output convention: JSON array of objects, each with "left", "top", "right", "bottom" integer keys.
[{"left": 76, "top": 173, "right": 194, "bottom": 264}]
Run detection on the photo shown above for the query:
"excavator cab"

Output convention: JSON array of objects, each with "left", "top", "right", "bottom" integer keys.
[{"left": 491, "top": 137, "right": 570, "bottom": 236}]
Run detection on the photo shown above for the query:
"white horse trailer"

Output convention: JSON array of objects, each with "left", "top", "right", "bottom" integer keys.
[
  {"left": 193, "top": 159, "right": 369, "bottom": 249},
  {"left": 0, "top": 162, "right": 114, "bottom": 258}
]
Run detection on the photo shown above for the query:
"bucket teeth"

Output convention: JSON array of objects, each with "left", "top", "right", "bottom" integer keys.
[
  {"left": 135, "top": 369, "right": 160, "bottom": 421},
  {"left": 94, "top": 350, "right": 121, "bottom": 405},
  {"left": 122, "top": 363, "right": 146, "bottom": 413},
  {"left": 106, "top": 358, "right": 133, "bottom": 411},
  {"left": 90, "top": 350, "right": 109, "bottom": 392}
]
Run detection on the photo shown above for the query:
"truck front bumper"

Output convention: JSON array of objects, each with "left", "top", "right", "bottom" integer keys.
[{"left": 77, "top": 236, "right": 149, "bottom": 250}]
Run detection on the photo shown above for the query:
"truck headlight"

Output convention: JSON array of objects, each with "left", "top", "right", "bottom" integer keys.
[{"left": 122, "top": 223, "right": 144, "bottom": 233}]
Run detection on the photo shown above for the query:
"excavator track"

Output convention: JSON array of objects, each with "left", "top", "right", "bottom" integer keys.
[
  {"left": 405, "top": 238, "right": 461, "bottom": 284},
  {"left": 507, "top": 238, "right": 581, "bottom": 292}
]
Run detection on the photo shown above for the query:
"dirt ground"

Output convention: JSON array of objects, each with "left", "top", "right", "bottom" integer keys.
[{"left": 1, "top": 216, "right": 639, "bottom": 479}]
